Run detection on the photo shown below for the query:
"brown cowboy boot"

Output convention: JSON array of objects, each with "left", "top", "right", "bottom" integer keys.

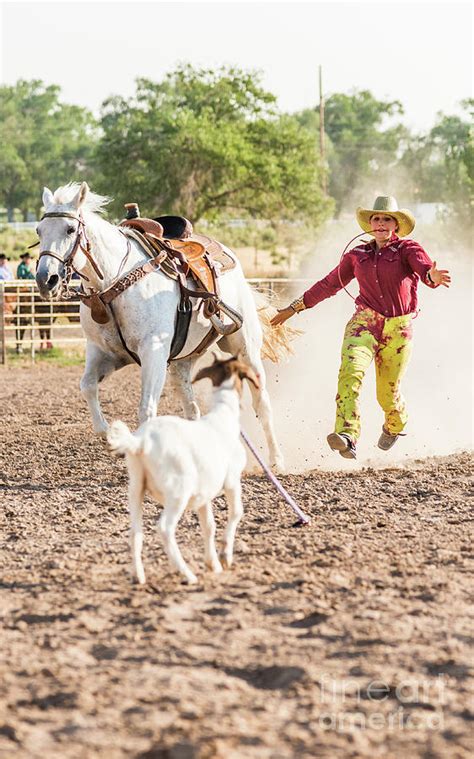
[
  {"left": 377, "top": 427, "right": 404, "bottom": 451},
  {"left": 327, "top": 432, "right": 357, "bottom": 460}
]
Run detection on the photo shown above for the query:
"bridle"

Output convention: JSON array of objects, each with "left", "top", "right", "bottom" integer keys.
[{"left": 36, "top": 211, "right": 105, "bottom": 295}]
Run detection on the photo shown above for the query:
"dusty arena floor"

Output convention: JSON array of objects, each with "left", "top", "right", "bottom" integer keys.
[{"left": 1, "top": 364, "right": 473, "bottom": 758}]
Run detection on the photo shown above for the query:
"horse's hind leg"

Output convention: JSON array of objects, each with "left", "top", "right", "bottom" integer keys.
[
  {"left": 167, "top": 359, "right": 200, "bottom": 419},
  {"left": 80, "top": 343, "right": 118, "bottom": 435},
  {"left": 16, "top": 325, "right": 25, "bottom": 354},
  {"left": 247, "top": 359, "right": 285, "bottom": 472},
  {"left": 219, "top": 333, "right": 285, "bottom": 472}
]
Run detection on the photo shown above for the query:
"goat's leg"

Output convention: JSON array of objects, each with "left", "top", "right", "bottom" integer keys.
[
  {"left": 80, "top": 343, "right": 118, "bottom": 435},
  {"left": 159, "top": 500, "right": 197, "bottom": 584},
  {"left": 168, "top": 359, "right": 200, "bottom": 419},
  {"left": 221, "top": 482, "right": 244, "bottom": 569},
  {"left": 197, "top": 502, "right": 222, "bottom": 573},
  {"left": 128, "top": 459, "right": 146, "bottom": 584}
]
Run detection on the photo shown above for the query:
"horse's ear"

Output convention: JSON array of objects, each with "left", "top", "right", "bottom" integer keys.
[
  {"left": 72, "top": 181, "right": 89, "bottom": 210},
  {"left": 42, "top": 187, "right": 54, "bottom": 209}
]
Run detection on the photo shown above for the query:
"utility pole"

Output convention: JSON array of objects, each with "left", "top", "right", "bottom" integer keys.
[{"left": 319, "top": 64, "right": 327, "bottom": 194}]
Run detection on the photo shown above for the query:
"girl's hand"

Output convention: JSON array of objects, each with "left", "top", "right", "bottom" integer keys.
[
  {"left": 429, "top": 261, "right": 451, "bottom": 287},
  {"left": 270, "top": 307, "right": 295, "bottom": 327}
]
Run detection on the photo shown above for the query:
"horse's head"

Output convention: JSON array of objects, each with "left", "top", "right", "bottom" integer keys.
[{"left": 35, "top": 182, "right": 95, "bottom": 300}]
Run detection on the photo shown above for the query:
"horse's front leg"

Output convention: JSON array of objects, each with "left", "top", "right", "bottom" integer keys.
[
  {"left": 138, "top": 346, "right": 169, "bottom": 424},
  {"left": 167, "top": 359, "right": 200, "bottom": 420},
  {"left": 80, "top": 343, "right": 119, "bottom": 436}
]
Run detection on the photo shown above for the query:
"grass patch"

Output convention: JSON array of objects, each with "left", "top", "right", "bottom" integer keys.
[{"left": 4, "top": 345, "right": 84, "bottom": 367}]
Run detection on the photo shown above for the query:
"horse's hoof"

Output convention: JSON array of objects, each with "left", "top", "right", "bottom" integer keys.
[
  {"left": 183, "top": 573, "right": 198, "bottom": 585},
  {"left": 272, "top": 458, "right": 286, "bottom": 475}
]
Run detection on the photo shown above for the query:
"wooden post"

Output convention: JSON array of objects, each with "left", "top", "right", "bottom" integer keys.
[
  {"left": 0, "top": 284, "right": 6, "bottom": 365},
  {"left": 30, "top": 284, "right": 35, "bottom": 363},
  {"left": 319, "top": 65, "right": 326, "bottom": 194}
]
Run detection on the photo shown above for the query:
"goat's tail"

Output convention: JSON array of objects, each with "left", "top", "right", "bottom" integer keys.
[
  {"left": 252, "top": 286, "right": 303, "bottom": 364},
  {"left": 107, "top": 420, "right": 142, "bottom": 456}
]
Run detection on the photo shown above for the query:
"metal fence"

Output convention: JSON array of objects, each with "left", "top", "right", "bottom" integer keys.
[
  {"left": 1, "top": 278, "right": 311, "bottom": 364},
  {"left": 0, "top": 280, "right": 82, "bottom": 364}
]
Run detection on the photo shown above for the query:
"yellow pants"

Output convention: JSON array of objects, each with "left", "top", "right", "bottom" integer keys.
[{"left": 335, "top": 308, "right": 413, "bottom": 442}]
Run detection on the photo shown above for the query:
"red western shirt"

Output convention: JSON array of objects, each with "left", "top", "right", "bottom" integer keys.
[{"left": 303, "top": 235, "right": 438, "bottom": 317}]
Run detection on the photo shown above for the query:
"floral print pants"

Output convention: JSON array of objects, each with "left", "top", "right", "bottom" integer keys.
[{"left": 335, "top": 308, "right": 413, "bottom": 442}]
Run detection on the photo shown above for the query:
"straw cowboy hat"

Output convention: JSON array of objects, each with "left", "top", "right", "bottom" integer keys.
[{"left": 356, "top": 196, "right": 416, "bottom": 238}]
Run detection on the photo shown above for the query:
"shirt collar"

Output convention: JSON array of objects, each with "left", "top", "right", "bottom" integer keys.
[{"left": 370, "top": 233, "right": 400, "bottom": 252}]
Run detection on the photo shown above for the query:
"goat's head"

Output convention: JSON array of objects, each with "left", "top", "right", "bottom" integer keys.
[{"left": 193, "top": 354, "right": 260, "bottom": 393}]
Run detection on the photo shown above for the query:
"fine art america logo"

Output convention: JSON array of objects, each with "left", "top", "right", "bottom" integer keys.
[{"left": 317, "top": 674, "right": 447, "bottom": 732}]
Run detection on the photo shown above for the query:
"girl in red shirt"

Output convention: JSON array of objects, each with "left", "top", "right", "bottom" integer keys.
[{"left": 271, "top": 197, "right": 451, "bottom": 459}]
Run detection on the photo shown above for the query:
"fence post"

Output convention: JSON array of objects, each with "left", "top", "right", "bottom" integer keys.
[
  {"left": 0, "top": 283, "right": 6, "bottom": 365},
  {"left": 29, "top": 284, "right": 35, "bottom": 363}
]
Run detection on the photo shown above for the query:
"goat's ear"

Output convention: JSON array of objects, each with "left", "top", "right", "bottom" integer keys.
[
  {"left": 192, "top": 365, "right": 213, "bottom": 384},
  {"left": 192, "top": 367, "right": 207, "bottom": 384},
  {"left": 240, "top": 366, "right": 260, "bottom": 390},
  {"left": 211, "top": 351, "right": 220, "bottom": 364}
]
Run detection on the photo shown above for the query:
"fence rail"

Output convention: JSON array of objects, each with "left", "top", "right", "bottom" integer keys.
[{"left": 1, "top": 278, "right": 311, "bottom": 364}]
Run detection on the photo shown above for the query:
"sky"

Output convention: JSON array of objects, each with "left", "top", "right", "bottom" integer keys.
[{"left": 0, "top": 0, "right": 472, "bottom": 134}]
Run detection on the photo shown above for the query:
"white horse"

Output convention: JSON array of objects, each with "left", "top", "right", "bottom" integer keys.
[{"left": 35, "top": 182, "right": 285, "bottom": 469}]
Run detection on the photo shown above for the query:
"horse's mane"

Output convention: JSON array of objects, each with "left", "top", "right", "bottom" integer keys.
[{"left": 52, "top": 183, "right": 112, "bottom": 215}]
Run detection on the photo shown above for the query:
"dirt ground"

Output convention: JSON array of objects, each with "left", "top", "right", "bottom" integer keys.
[{"left": 1, "top": 363, "right": 473, "bottom": 759}]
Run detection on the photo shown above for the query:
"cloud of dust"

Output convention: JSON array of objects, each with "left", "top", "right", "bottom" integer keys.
[{"left": 239, "top": 217, "right": 473, "bottom": 473}]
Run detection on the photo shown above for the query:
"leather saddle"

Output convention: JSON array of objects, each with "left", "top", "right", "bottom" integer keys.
[
  {"left": 154, "top": 215, "right": 236, "bottom": 290},
  {"left": 120, "top": 214, "right": 235, "bottom": 294},
  {"left": 81, "top": 210, "right": 243, "bottom": 362}
]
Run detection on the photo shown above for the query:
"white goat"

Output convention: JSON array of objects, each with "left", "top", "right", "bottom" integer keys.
[{"left": 107, "top": 355, "right": 259, "bottom": 584}]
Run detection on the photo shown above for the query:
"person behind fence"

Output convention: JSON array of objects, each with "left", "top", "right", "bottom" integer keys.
[
  {"left": 16, "top": 252, "right": 35, "bottom": 280},
  {"left": 270, "top": 196, "right": 451, "bottom": 460},
  {"left": 0, "top": 253, "right": 14, "bottom": 281}
]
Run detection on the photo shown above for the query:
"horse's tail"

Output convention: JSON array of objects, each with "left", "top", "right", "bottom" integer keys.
[
  {"left": 107, "top": 420, "right": 142, "bottom": 456},
  {"left": 251, "top": 286, "right": 303, "bottom": 363}
]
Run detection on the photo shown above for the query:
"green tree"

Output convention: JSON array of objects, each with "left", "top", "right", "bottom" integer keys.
[
  {"left": 95, "top": 64, "right": 332, "bottom": 226},
  {"left": 429, "top": 100, "right": 473, "bottom": 217},
  {"left": 399, "top": 99, "right": 473, "bottom": 222},
  {"left": 323, "top": 90, "right": 406, "bottom": 213},
  {"left": 0, "top": 80, "right": 97, "bottom": 219}
]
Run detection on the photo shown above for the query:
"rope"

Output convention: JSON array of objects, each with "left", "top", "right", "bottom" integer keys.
[
  {"left": 337, "top": 231, "right": 371, "bottom": 300},
  {"left": 240, "top": 429, "right": 310, "bottom": 526}
]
